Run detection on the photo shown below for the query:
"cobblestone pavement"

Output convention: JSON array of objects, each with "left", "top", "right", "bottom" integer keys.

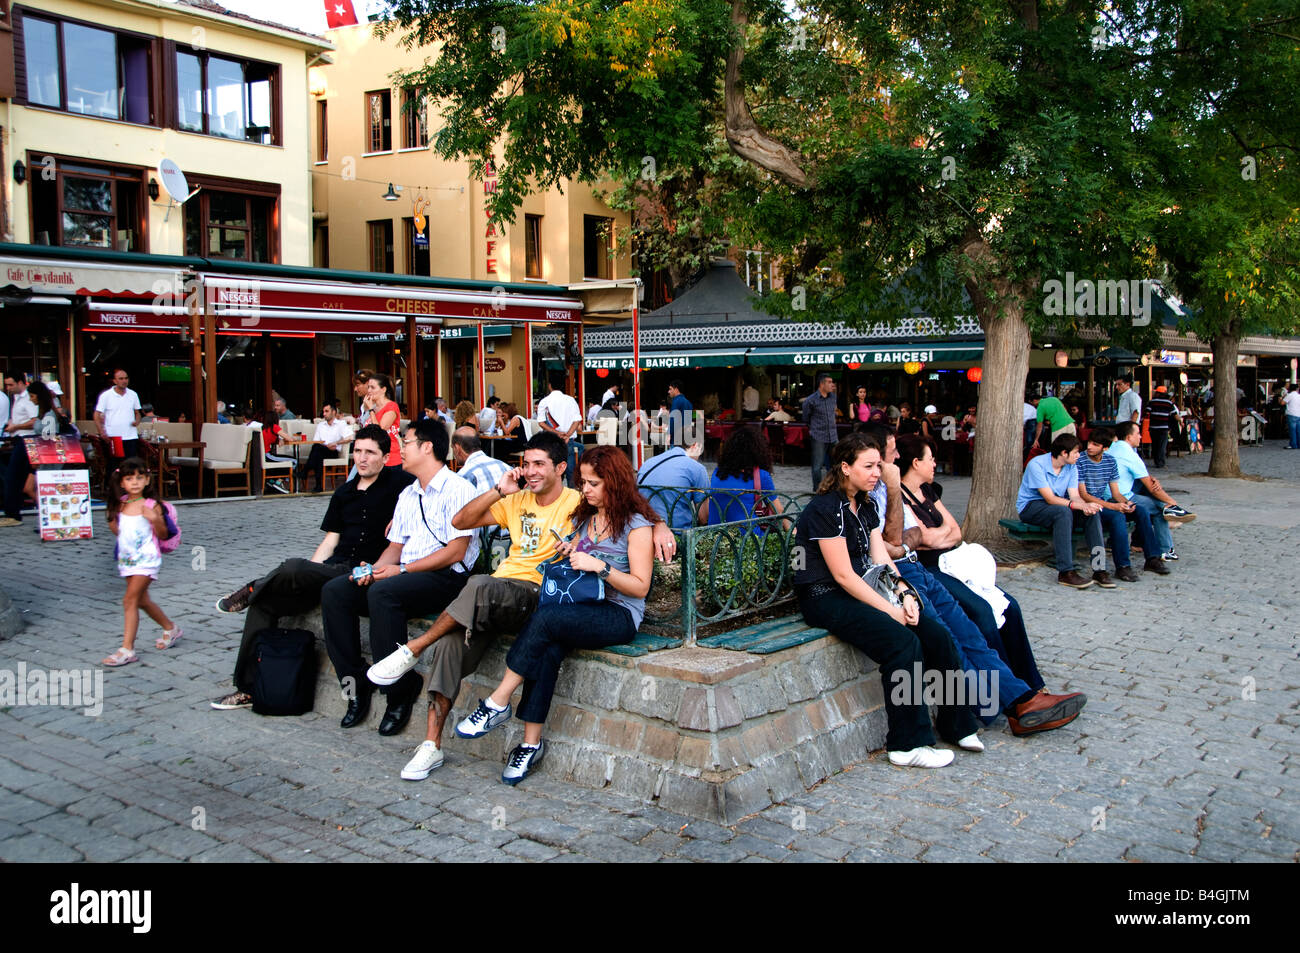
[{"left": 0, "top": 443, "right": 1296, "bottom": 862}]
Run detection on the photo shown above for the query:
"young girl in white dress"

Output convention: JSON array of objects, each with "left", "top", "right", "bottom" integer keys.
[{"left": 102, "top": 458, "right": 181, "bottom": 666}]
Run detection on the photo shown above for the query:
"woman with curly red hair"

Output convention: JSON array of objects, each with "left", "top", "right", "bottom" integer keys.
[{"left": 453, "top": 446, "right": 658, "bottom": 784}]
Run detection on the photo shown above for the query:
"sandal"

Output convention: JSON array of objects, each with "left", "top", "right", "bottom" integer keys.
[
  {"left": 156, "top": 626, "right": 183, "bottom": 650},
  {"left": 102, "top": 647, "right": 139, "bottom": 667}
]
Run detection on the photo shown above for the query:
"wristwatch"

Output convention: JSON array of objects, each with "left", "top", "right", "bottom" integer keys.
[
  {"left": 598, "top": 561, "right": 612, "bottom": 579},
  {"left": 399, "top": 564, "right": 408, "bottom": 574}
]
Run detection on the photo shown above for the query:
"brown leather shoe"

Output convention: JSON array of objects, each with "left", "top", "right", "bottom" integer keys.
[
  {"left": 1115, "top": 566, "right": 1141, "bottom": 583},
  {"left": 1008, "top": 691, "right": 1087, "bottom": 736},
  {"left": 1058, "top": 570, "right": 1094, "bottom": 589},
  {"left": 1092, "top": 570, "right": 1117, "bottom": 588},
  {"left": 1143, "top": 557, "right": 1171, "bottom": 575}
]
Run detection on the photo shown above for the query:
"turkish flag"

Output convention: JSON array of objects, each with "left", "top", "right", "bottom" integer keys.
[{"left": 324, "top": 0, "right": 359, "bottom": 28}]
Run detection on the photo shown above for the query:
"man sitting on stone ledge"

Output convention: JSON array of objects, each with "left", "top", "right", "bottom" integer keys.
[
  {"left": 210, "top": 425, "right": 412, "bottom": 711},
  {"left": 321, "top": 418, "right": 480, "bottom": 737},
  {"left": 366, "top": 431, "right": 676, "bottom": 782}
]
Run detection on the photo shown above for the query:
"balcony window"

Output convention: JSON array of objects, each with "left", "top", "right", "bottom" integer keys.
[
  {"left": 19, "top": 13, "right": 153, "bottom": 124},
  {"left": 184, "top": 188, "right": 277, "bottom": 262},
  {"left": 583, "top": 215, "right": 613, "bottom": 280},
  {"left": 368, "top": 220, "right": 394, "bottom": 273},
  {"left": 401, "top": 88, "right": 427, "bottom": 149},
  {"left": 525, "top": 214, "right": 542, "bottom": 279},
  {"left": 176, "top": 49, "right": 278, "bottom": 144},
  {"left": 29, "top": 156, "right": 145, "bottom": 251},
  {"left": 366, "top": 90, "right": 391, "bottom": 153}
]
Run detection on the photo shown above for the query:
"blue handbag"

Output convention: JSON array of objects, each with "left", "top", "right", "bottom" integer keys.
[{"left": 537, "top": 528, "right": 606, "bottom": 607}]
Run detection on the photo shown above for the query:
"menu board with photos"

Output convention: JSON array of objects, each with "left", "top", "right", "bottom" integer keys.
[
  {"left": 25, "top": 436, "right": 86, "bottom": 466},
  {"left": 36, "top": 470, "right": 94, "bottom": 542}
]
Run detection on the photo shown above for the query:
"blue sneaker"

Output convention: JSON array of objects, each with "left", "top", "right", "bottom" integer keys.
[
  {"left": 455, "top": 698, "right": 512, "bottom": 738},
  {"left": 502, "top": 741, "right": 545, "bottom": 785}
]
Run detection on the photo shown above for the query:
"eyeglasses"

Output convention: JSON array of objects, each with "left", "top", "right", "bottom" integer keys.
[{"left": 401, "top": 438, "right": 427, "bottom": 447}]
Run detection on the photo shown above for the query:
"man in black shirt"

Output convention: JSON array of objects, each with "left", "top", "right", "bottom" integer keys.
[{"left": 210, "top": 425, "right": 414, "bottom": 710}]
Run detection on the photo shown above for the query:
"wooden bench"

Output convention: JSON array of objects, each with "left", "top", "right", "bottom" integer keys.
[
  {"left": 697, "top": 614, "right": 829, "bottom": 654},
  {"left": 998, "top": 517, "right": 1087, "bottom": 543}
]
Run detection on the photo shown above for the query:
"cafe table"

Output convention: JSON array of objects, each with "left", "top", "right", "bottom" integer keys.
[{"left": 143, "top": 439, "right": 206, "bottom": 499}]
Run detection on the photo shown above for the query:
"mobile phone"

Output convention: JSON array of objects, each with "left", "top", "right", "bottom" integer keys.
[
  {"left": 351, "top": 564, "right": 372, "bottom": 581},
  {"left": 549, "top": 528, "right": 565, "bottom": 544}
]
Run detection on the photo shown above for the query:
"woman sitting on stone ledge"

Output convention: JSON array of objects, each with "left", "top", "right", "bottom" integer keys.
[
  {"left": 792, "top": 432, "right": 981, "bottom": 769},
  {"left": 451, "top": 446, "right": 658, "bottom": 785}
]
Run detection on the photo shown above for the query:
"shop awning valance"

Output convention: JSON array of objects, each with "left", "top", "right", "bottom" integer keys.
[
  {"left": 747, "top": 343, "right": 985, "bottom": 366},
  {"left": 0, "top": 256, "right": 183, "bottom": 297},
  {"left": 583, "top": 350, "right": 749, "bottom": 370}
]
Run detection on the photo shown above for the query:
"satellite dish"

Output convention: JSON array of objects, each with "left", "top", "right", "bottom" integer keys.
[{"left": 157, "top": 159, "right": 200, "bottom": 205}]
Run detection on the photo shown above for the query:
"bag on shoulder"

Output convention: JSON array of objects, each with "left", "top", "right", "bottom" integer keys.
[
  {"left": 155, "top": 500, "right": 181, "bottom": 554},
  {"left": 250, "top": 628, "right": 318, "bottom": 716},
  {"left": 752, "top": 469, "right": 773, "bottom": 518}
]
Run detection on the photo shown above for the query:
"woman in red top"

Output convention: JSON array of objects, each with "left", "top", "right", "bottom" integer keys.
[{"left": 366, "top": 372, "right": 402, "bottom": 467}]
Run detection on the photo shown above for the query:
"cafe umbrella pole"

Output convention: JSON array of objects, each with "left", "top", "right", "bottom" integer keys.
[{"left": 632, "top": 279, "right": 643, "bottom": 469}]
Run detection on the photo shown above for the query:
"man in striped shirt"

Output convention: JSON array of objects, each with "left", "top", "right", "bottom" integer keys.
[
  {"left": 1146, "top": 385, "right": 1178, "bottom": 468},
  {"left": 321, "top": 418, "right": 479, "bottom": 736},
  {"left": 1073, "top": 427, "right": 1144, "bottom": 584}
]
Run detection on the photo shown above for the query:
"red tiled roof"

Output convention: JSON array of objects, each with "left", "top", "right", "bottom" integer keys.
[{"left": 174, "top": 0, "right": 330, "bottom": 44}]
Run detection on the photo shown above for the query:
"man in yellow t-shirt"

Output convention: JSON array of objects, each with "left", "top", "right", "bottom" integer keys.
[{"left": 366, "top": 431, "right": 675, "bottom": 778}]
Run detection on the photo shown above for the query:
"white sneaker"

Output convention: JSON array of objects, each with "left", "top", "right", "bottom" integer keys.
[
  {"left": 888, "top": 746, "right": 954, "bottom": 768},
  {"left": 502, "top": 741, "right": 545, "bottom": 785},
  {"left": 368, "top": 644, "right": 417, "bottom": 686},
  {"left": 455, "top": 698, "right": 512, "bottom": 738},
  {"left": 401, "top": 741, "right": 444, "bottom": 780},
  {"left": 957, "top": 733, "right": 985, "bottom": 752}
]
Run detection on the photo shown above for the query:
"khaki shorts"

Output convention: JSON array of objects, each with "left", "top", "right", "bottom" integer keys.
[
  {"left": 426, "top": 575, "right": 540, "bottom": 699},
  {"left": 1051, "top": 422, "right": 1077, "bottom": 440}
]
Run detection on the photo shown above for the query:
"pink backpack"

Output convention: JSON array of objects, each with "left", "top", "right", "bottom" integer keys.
[{"left": 131, "top": 497, "right": 182, "bottom": 554}]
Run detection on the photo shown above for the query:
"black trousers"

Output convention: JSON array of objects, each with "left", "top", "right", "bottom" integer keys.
[
  {"left": 3, "top": 437, "right": 32, "bottom": 519},
  {"left": 297, "top": 444, "right": 331, "bottom": 490},
  {"left": 232, "top": 558, "right": 351, "bottom": 694},
  {"left": 320, "top": 568, "right": 468, "bottom": 700},
  {"left": 799, "top": 587, "right": 978, "bottom": 752}
]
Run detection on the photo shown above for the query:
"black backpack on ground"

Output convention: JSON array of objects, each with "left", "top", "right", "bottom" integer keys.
[{"left": 250, "top": 628, "right": 318, "bottom": 716}]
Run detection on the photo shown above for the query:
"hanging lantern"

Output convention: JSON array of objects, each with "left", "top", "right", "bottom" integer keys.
[
  {"left": 846, "top": 361, "right": 861, "bottom": 370},
  {"left": 594, "top": 367, "right": 609, "bottom": 378},
  {"left": 966, "top": 367, "right": 983, "bottom": 383},
  {"left": 903, "top": 361, "right": 923, "bottom": 375}
]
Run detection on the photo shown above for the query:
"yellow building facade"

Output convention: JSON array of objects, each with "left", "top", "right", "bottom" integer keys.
[
  {"left": 3, "top": 0, "right": 329, "bottom": 262},
  {"left": 309, "top": 20, "right": 631, "bottom": 410}
]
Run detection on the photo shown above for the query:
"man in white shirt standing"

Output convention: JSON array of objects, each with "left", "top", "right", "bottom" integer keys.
[
  {"left": 1115, "top": 375, "right": 1141, "bottom": 425},
  {"left": 93, "top": 369, "right": 142, "bottom": 460},
  {"left": 1283, "top": 382, "right": 1300, "bottom": 449},
  {"left": 536, "top": 374, "right": 584, "bottom": 487},
  {"left": 298, "top": 398, "right": 354, "bottom": 493}
]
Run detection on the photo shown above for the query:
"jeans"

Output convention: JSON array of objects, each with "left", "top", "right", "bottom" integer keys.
[
  {"left": 1130, "top": 492, "right": 1173, "bottom": 554},
  {"left": 566, "top": 438, "right": 582, "bottom": 488},
  {"left": 897, "top": 561, "right": 1032, "bottom": 721},
  {"left": 1288, "top": 415, "right": 1300, "bottom": 449},
  {"left": 810, "top": 437, "right": 834, "bottom": 491},
  {"left": 1097, "top": 507, "right": 1134, "bottom": 569},
  {"left": 507, "top": 602, "right": 637, "bottom": 724},
  {"left": 1017, "top": 499, "right": 1103, "bottom": 573},
  {"left": 233, "top": 558, "right": 350, "bottom": 693},
  {"left": 932, "top": 571, "right": 1044, "bottom": 694},
  {"left": 798, "top": 586, "right": 978, "bottom": 751},
  {"left": 1151, "top": 428, "right": 1169, "bottom": 467},
  {"left": 321, "top": 568, "right": 468, "bottom": 697}
]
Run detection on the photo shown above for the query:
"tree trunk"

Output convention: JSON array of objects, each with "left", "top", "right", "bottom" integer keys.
[
  {"left": 724, "top": 0, "right": 809, "bottom": 189},
  {"left": 961, "top": 294, "right": 1032, "bottom": 544},
  {"left": 1207, "top": 328, "right": 1243, "bottom": 477}
]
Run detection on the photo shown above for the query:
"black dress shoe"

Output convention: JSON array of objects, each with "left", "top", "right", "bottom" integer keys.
[
  {"left": 340, "top": 690, "right": 372, "bottom": 729},
  {"left": 378, "top": 698, "right": 415, "bottom": 736}
]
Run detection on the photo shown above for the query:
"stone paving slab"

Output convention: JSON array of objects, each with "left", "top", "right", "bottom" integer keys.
[{"left": 0, "top": 443, "right": 1297, "bottom": 861}]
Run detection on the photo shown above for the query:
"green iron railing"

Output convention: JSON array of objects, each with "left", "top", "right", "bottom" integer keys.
[{"left": 639, "top": 487, "right": 814, "bottom": 643}]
